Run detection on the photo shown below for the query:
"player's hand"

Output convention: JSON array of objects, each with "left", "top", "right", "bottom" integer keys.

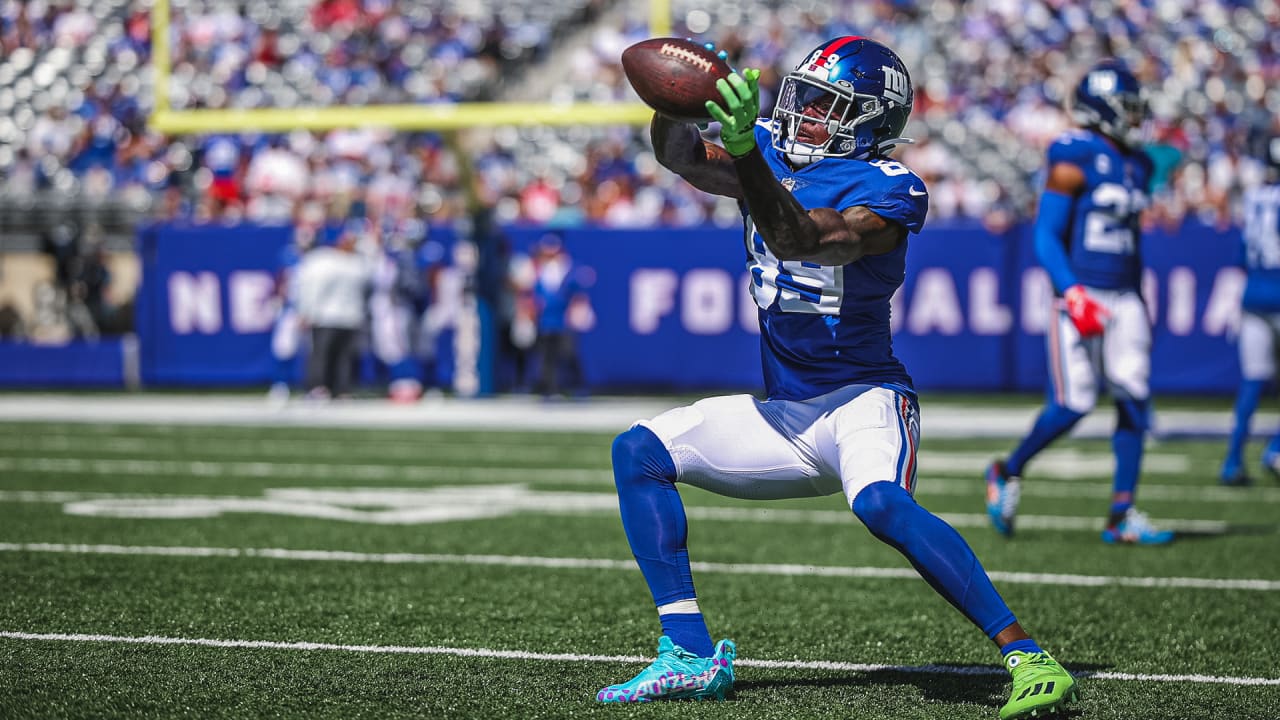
[
  {"left": 1064, "top": 284, "right": 1109, "bottom": 338},
  {"left": 705, "top": 68, "right": 761, "bottom": 157}
]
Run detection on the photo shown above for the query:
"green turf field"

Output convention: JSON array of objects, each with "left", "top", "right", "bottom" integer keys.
[{"left": 1, "top": 417, "right": 1278, "bottom": 719}]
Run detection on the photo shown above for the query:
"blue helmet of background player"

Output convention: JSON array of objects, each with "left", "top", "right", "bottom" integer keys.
[
  {"left": 771, "top": 36, "right": 914, "bottom": 164},
  {"left": 1072, "top": 59, "right": 1148, "bottom": 149}
]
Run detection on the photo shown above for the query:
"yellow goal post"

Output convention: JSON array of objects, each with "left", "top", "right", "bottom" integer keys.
[{"left": 148, "top": 0, "right": 671, "bottom": 134}]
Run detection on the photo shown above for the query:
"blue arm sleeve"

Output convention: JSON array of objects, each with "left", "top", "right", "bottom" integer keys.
[{"left": 1033, "top": 190, "right": 1077, "bottom": 293}]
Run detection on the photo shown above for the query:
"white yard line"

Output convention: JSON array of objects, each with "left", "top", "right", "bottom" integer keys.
[
  {"left": 0, "top": 630, "right": 1275, "bottom": 687},
  {"left": 2, "top": 542, "right": 1276, "bottom": 591},
  {"left": 2, "top": 456, "right": 1276, "bottom": 504}
]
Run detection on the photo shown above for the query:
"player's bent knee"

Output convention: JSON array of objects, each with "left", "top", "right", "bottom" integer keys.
[
  {"left": 851, "top": 480, "right": 913, "bottom": 536},
  {"left": 612, "top": 425, "right": 677, "bottom": 490}
]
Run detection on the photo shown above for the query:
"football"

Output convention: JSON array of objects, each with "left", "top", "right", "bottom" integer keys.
[{"left": 621, "top": 37, "right": 733, "bottom": 123}]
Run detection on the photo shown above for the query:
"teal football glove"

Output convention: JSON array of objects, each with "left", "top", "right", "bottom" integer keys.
[{"left": 705, "top": 68, "right": 761, "bottom": 157}]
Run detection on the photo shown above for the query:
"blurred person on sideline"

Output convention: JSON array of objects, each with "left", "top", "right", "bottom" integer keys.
[
  {"left": 66, "top": 232, "right": 112, "bottom": 339},
  {"left": 369, "top": 222, "right": 429, "bottom": 403},
  {"left": 266, "top": 225, "right": 315, "bottom": 404},
  {"left": 498, "top": 239, "right": 539, "bottom": 393},
  {"left": 1220, "top": 133, "right": 1280, "bottom": 485},
  {"left": 294, "top": 222, "right": 372, "bottom": 400},
  {"left": 531, "top": 232, "right": 593, "bottom": 398}
]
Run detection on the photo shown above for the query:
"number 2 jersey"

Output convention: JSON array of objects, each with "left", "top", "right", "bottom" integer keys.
[
  {"left": 1046, "top": 129, "right": 1153, "bottom": 292},
  {"left": 743, "top": 121, "right": 928, "bottom": 402}
]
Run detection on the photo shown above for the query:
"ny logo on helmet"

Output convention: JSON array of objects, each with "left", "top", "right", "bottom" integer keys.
[{"left": 882, "top": 65, "right": 909, "bottom": 104}]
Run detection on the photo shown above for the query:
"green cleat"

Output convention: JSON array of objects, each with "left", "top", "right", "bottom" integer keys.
[
  {"left": 999, "top": 650, "right": 1079, "bottom": 719},
  {"left": 596, "top": 636, "right": 735, "bottom": 703}
]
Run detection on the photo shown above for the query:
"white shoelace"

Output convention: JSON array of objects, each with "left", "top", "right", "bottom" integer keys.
[{"left": 1001, "top": 479, "right": 1022, "bottom": 518}]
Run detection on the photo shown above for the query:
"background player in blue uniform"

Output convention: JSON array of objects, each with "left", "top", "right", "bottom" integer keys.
[
  {"left": 597, "top": 37, "right": 1076, "bottom": 720},
  {"left": 985, "top": 60, "right": 1173, "bottom": 545},
  {"left": 266, "top": 226, "right": 313, "bottom": 405},
  {"left": 1221, "top": 135, "right": 1280, "bottom": 485}
]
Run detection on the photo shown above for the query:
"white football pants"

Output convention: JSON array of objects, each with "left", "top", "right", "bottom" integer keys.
[
  {"left": 1238, "top": 310, "right": 1280, "bottom": 381},
  {"left": 638, "top": 383, "right": 919, "bottom": 508},
  {"left": 1046, "top": 287, "right": 1150, "bottom": 411}
]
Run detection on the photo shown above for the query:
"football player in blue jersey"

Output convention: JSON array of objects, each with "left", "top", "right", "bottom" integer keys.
[
  {"left": 1221, "top": 134, "right": 1280, "bottom": 485},
  {"left": 985, "top": 60, "right": 1173, "bottom": 545},
  {"left": 596, "top": 37, "right": 1077, "bottom": 719}
]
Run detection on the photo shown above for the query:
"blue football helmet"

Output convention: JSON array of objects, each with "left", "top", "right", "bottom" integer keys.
[
  {"left": 771, "top": 36, "right": 914, "bottom": 164},
  {"left": 1072, "top": 59, "right": 1148, "bottom": 149}
]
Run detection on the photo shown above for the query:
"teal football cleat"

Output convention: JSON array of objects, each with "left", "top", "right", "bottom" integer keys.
[
  {"left": 1000, "top": 650, "right": 1079, "bottom": 719},
  {"left": 1101, "top": 507, "right": 1174, "bottom": 545},
  {"left": 985, "top": 460, "right": 1021, "bottom": 537},
  {"left": 596, "top": 636, "right": 735, "bottom": 703}
]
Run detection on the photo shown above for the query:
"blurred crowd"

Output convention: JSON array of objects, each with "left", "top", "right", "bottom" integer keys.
[{"left": 0, "top": 0, "right": 1278, "bottom": 233}]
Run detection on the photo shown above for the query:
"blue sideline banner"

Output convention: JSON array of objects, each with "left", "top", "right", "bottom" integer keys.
[
  {"left": 135, "top": 223, "right": 292, "bottom": 385},
  {"left": 0, "top": 339, "right": 127, "bottom": 387},
  {"left": 134, "top": 223, "right": 468, "bottom": 388},
  {"left": 535, "top": 221, "right": 1242, "bottom": 393},
  {"left": 130, "top": 221, "right": 1242, "bottom": 392}
]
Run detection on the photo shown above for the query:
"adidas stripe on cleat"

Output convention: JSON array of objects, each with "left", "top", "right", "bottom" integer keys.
[
  {"left": 999, "top": 650, "right": 1079, "bottom": 719},
  {"left": 596, "top": 636, "right": 735, "bottom": 703}
]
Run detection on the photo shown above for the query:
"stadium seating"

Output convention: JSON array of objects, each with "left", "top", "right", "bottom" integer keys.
[{"left": 0, "top": 0, "right": 1277, "bottom": 233}]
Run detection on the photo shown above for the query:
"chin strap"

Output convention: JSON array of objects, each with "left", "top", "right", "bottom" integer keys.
[
  {"left": 785, "top": 151, "right": 820, "bottom": 166},
  {"left": 780, "top": 135, "right": 916, "bottom": 166},
  {"left": 874, "top": 136, "right": 915, "bottom": 153}
]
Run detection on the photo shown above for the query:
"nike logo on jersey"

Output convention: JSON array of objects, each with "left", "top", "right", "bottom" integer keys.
[{"left": 909, "top": 186, "right": 926, "bottom": 196}]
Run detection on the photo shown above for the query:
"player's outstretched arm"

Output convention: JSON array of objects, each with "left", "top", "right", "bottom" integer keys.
[
  {"left": 650, "top": 114, "right": 744, "bottom": 199},
  {"left": 705, "top": 70, "right": 903, "bottom": 264}
]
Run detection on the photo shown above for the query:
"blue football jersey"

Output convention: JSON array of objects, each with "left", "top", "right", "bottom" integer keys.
[
  {"left": 1046, "top": 129, "right": 1153, "bottom": 291},
  {"left": 743, "top": 121, "right": 928, "bottom": 402},
  {"left": 276, "top": 243, "right": 304, "bottom": 308},
  {"left": 1241, "top": 183, "right": 1280, "bottom": 312}
]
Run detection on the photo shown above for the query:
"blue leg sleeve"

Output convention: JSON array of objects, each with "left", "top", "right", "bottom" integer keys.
[
  {"left": 1224, "top": 380, "right": 1265, "bottom": 477},
  {"left": 272, "top": 356, "right": 294, "bottom": 386},
  {"left": 1111, "top": 398, "right": 1149, "bottom": 516},
  {"left": 853, "top": 481, "right": 1016, "bottom": 639},
  {"left": 1006, "top": 402, "right": 1086, "bottom": 477},
  {"left": 612, "top": 425, "right": 713, "bottom": 657}
]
